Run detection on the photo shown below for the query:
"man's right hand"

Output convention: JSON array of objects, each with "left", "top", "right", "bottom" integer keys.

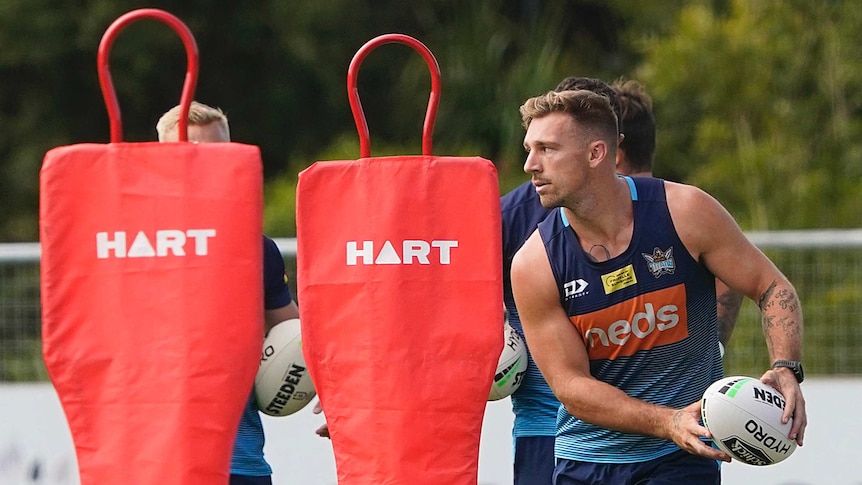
[{"left": 669, "top": 401, "right": 731, "bottom": 462}]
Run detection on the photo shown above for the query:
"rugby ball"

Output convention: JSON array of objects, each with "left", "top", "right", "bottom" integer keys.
[
  {"left": 254, "top": 319, "right": 316, "bottom": 416},
  {"left": 488, "top": 323, "right": 528, "bottom": 401},
  {"left": 701, "top": 376, "right": 797, "bottom": 466}
]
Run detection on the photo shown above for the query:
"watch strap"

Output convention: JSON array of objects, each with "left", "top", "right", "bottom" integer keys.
[{"left": 772, "top": 360, "right": 804, "bottom": 383}]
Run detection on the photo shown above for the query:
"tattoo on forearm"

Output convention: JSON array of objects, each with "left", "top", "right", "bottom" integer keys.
[
  {"left": 758, "top": 280, "right": 778, "bottom": 310},
  {"left": 762, "top": 313, "right": 776, "bottom": 348},
  {"left": 673, "top": 409, "right": 684, "bottom": 431},
  {"left": 768, "top": 316, "right": 800, "bottom": 342},
  {"left": 759, "top": 281, "right": 802, "bottom": 340},
  {"left": 777, "top": 316, "right": 802, "bottom": 338},
  {"left": 778, "top": 289, "right": 799, "bottom": 313}
]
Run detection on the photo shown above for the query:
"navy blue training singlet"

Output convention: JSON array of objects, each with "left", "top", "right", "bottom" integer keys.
[{"left": 538, "top": 176, "right": 723, "bottom": 463}]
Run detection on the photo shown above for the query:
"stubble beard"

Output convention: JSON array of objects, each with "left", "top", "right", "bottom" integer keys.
[{"left": 538, "top": 192, "right": 561, "bottom": 210}]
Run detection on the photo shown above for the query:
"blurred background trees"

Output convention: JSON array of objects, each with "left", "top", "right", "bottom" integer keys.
[{"left": 0, "top": 0, "right": 858, "bottom": 240}]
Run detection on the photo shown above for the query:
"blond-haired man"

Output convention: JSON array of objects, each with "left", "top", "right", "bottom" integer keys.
[
  {"left": 512, "top": 90, "right": 806, "bottom": 484},
  {"left": 157, "top": 102, "right": 299, "bottom": 485}
]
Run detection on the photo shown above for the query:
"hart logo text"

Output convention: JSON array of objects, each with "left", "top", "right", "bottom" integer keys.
[
  {"left": 346, "top": 240, "right": 458, "bottom": 265},
  {"left": 96, "top": 229, "right": 216, "bottom": 259}
]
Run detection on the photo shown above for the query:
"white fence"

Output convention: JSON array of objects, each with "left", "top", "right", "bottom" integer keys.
[
  {"left": 4, "top": 231, "right": 862, "bottom": 262},
  {"left": 3, "top": 231, "right": 861, "bottom": 381}
]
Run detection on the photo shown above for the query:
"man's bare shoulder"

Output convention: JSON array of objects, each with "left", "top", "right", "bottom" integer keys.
[
  {"left": 511, "top": 231, "right": 555, "bottom": 289},
  {"left": 663, "top": 180, "right": 723, "bottom": 216},
  {"left": 512, "top": 230, "right": 543, "bottom": 265},
  {"left": 664, "top": 179, "right": 708, "bottom": 199},
  {"left": 664, "top": 180, "right": 744, "bottom": 259}
]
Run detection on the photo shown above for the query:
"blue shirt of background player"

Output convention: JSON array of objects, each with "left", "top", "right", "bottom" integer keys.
[
  {"left": 231, "top": 236, "right": 293, "bottom": 477},
  {"left": 502, "top": 180, "right": 562, "bottom": 484},
  {"left": 502, "top": 180, "right": 559, "bottom": 437}
]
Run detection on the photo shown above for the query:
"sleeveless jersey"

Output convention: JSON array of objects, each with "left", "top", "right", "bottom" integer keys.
[
  {"left": 231, "top": 236, "right": 294, "bottom": 476},
  {"left": 501, "top": 180, "right": 557, "bottom": 437},
  {"left": 537, "top": 176, "right": 723, "bottom": 463}
]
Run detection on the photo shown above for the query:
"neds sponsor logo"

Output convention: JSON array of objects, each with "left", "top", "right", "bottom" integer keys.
[{"left": 572, "top": 284, "right": 689, "bottom": 359}]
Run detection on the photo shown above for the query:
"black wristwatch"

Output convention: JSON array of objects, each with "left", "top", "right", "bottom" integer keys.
[{"left": 772, "top": 360, "right": 804, "bottom": 383}]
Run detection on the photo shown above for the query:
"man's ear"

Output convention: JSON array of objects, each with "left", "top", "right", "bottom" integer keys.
[{"left": 588, "top": 140, "right": 608, "bottom": 169}]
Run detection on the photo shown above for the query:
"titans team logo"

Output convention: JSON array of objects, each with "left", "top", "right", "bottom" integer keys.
[{"left": 642, "top": 247, "right": 675, "bottom": 277}]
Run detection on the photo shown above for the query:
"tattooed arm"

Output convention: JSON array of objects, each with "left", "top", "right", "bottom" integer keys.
[
  {"left": 665, "top": 182, "right": 807, "bottom": 446},
  {"left": 757, "top": 280, "right": 804, "bottom": 362},
  {"left": 753, "top": 279, "right": 807, "bottom": 446}
]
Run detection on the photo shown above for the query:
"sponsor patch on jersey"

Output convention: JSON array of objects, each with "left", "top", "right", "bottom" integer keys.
[
  {"left": 571, "top": 284, "right": 689, "bottom": 360},
  {"left": 642, "top": 246, "right": 675, "bottom": 278},
  {"left": 564, "top": 278, "right": 589, "bottom": 300},
  {"left": 601, "top": 264, "right": 637, "bottom": 294}
]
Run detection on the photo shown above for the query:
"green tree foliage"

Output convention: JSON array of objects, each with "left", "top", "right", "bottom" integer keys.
[
  {"left": 1, "top": 0, "right": 859, "bottom": 239},
  {"left": 262, "top": 0, "right": 632, "bottom": 235},
  {"left": 635, "top": 0, "right": 862, "bottom": 229},
  {"left": 0, "top": 0, "right": 628, "bottom": 240}
]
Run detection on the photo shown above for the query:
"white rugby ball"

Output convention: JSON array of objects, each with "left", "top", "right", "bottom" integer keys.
[
  {"left": 488, "top": 323, "right": 528, "bottom": 401},
  {"left": 701, "top": 376, "right": 797, "bottom": 466},
  {"left": 255, "top": 319, "right": 316, "bottom": 416}
]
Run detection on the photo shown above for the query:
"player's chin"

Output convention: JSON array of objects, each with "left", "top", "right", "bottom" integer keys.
[{"left": 537, "top": 193, "right": 559, "bottom": 209}]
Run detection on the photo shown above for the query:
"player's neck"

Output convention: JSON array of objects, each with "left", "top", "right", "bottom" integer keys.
[{"left": 564, "top": 177, "right": 633, "bottom": 260}]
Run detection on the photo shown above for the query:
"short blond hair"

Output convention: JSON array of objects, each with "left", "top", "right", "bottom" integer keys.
[
  {"left": 520, "top": 89, "right": 618, "bottom": 143},
  {"left": 156, "top": 101, "right": 230, "bottom": 141}
]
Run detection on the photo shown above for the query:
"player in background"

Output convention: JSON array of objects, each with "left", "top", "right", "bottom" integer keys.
[
  {"left": 157, "top": 102, "right": 300, "bottom": 485},
  {"left": 611, "top": 79, "right": 742, "bottom": 354},
  {"left": 511, "top": 89, "right": 806, "bottom": 484}
]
